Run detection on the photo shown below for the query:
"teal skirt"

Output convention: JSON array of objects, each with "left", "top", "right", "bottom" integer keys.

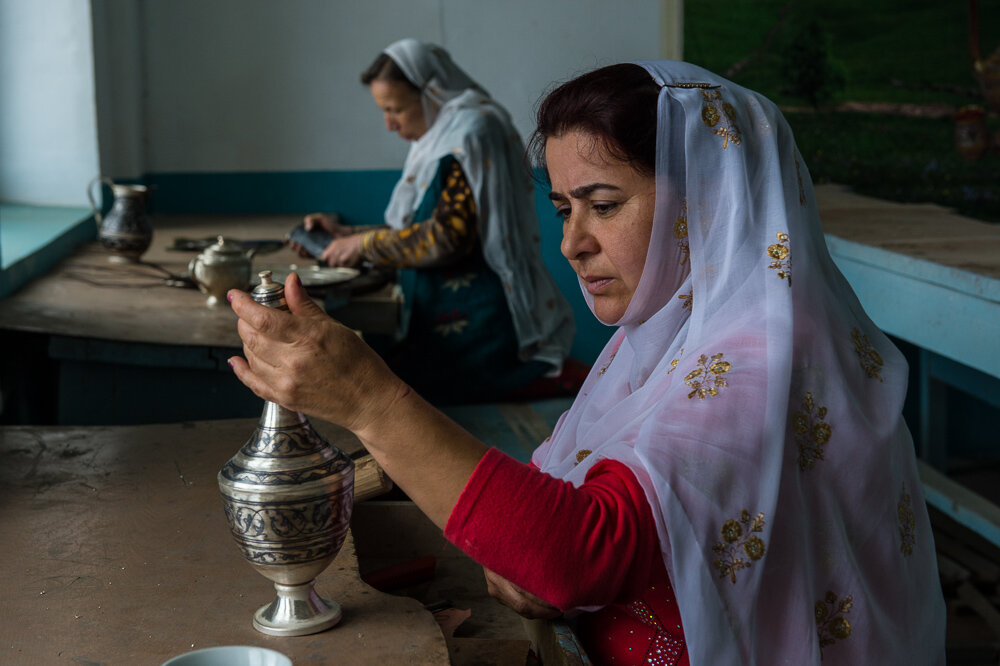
[{"left": 377, "top": 157, "right": 547, "bottom": 405}]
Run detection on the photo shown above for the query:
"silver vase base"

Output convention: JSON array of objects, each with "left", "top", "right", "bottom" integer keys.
[{"left": 252, "top": 580, "right": 343, "bottom": 637}]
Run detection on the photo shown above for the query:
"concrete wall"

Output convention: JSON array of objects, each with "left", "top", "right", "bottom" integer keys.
[
  {"left": 92, "top": 0, "right": 666, "bottom": 177},
  {"left": 0, "top": 0, "right": 101, "bottom": 206}
]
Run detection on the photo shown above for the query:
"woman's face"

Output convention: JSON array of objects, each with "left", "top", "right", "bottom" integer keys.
[
  {"left": 547, "top": 130, "right": 656, "bottom": 324},
  {"left": 370, "top": 79, "right": 427, "bottom": 141}
]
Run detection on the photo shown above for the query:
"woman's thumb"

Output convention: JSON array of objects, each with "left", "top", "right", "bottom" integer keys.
[{"left": 284, "top": 272, "right": 326, "bottom": 317}]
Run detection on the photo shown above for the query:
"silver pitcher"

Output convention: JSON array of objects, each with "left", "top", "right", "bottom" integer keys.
[
  {"left": 188, "top": 236, "right": 254, "bottom": 306},
  {"left": 218, "top": 271, "right": 355, "bottom": 636},
  {"left": 87, "top": 176, "right": 152, "bottom": 262}
]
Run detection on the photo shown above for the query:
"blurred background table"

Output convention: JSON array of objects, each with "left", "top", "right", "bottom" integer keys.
[{"left": 0, "top": 216, "right": 400, "bottom": 425}]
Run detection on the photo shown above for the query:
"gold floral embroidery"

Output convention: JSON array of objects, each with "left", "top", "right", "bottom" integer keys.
[
  {"left": 898, "top": 483, "right": 916, "bottom": 557},
  {"left": 712, "top": 509, "right": 766, "bottom": 583},
  {"left": 795, "top": 155, "right": 806, "bottom": 205},
  {"left": 442, "top": 273, "right": 475, "bottom": 293},
  {"left": 685, "top": 353, "right": 732, "bottom": 399},
  {"left": 674, "top": 199, "right": 690, "bottom": 264},
  {"left": 435, "top": 320, "right": 467, "bottom": 336},
  {"left": 851, "top": 328, "right": 884, "bottom": 382},
  {"left": 815, "top": 591, "right": 853, "bottom": 655},
  {"left": 434, "top": 310, "right": 468, "bottom": 337},
  {"left": 701, "top": 89, "right": 742, "bottom": 148},
  {"left": 767, "top": 232, "right": 792, "bottom": 286},
  {"left": 678, "top": 290, "right": 693, "bottom": 310},
  {"left": 794, "top": 392, "right": 832, "bottom": 471},
  {"left": 574, "top": 449, "right": 592, "bottom": 466},
  {"left": 667, "top": 348, "right": 685, "bottom": 374}
]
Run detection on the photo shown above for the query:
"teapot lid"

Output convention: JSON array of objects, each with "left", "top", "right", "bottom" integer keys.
[
  {"left": 206, "top": 235, "right": 245, "bottom": 257},
  {"left": 251, "top": 270, "right": 288, "bottom": 310}
]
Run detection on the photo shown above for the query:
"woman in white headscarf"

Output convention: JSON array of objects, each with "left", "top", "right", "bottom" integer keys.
[
  {"left": 231, "top": 60, "right": 946, "bottom": 664},
  {"left": 296, "top": 38, "right": 575, "bottom": 405}
]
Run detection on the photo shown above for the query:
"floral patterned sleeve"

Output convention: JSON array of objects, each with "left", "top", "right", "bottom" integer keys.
[{"left": 360, "top": 158, "right": 479, "bottom": 268}]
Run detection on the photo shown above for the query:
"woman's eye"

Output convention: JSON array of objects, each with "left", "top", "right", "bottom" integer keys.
[
  {"left": 554, "top": 207, "right": 571, "bottom": 220},
  {"left": 593, "top": 202, "right": 619, "bottom": 215}
]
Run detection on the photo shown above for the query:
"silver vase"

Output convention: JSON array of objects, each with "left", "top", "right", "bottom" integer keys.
[{"left": 219, "top": 271, "right": 355, "bottom": 636}]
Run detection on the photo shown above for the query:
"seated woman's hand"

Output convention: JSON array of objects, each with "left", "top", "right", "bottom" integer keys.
[
  {"left": 483, "top": 567, "right": 561, "bottom": 620},
  {"left": 304, "top": 212, "right": 351, "bottom": 238},
  {"left": 320, "top": 234, "right": 363, "bottom": 267},
  {"left": 227, "top": 273, "right": 405, "bottom": 433}
]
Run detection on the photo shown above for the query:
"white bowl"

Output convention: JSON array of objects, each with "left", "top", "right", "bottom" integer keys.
[{"left": 162, "top": 645, "right": 292, "bottom": 666}]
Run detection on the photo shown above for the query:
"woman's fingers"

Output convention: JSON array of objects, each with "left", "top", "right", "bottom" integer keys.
[
  {"left": 482, "top": 568, "right": 561, "bottom": 620},
  {"left": 228, "top": 289, "right": 302, "bottom": 343},
  {"left": 228, "top": 355, "right": 279, "bottom": 404},
  {"left": 284, "top": 273, "right": 327, "bottom": 318}
]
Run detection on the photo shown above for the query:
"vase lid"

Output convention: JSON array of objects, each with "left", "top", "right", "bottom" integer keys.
[{"left": 251, "top": 270, "right": 288, "bottom": 310}]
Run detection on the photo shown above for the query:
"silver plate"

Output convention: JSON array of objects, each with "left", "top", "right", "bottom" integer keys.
[{"left": 256, "top": 264, "right": 361, "bottom": 287}]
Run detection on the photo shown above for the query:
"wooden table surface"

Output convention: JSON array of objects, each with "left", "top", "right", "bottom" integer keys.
[
  {"left": 0, "top": 418, "right": 451, "bottom": 665},
  {"left": 0, "top": 215, "right": 394, "bottom": 349},
  {"left": 815, "top": 183, "right": 1000, "bottom": 282}
]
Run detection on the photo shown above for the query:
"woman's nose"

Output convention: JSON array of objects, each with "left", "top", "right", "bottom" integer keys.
[
  {"left": 560, "top": 214, "right": 597, "bottom": 261},
  {"left": 384, "top": 115, "right": 397, "bottom": 131}
]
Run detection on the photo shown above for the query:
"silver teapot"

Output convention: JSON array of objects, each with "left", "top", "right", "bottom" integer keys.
[
  {"left": 188, "top": 236, "right": 254, "bottom": 306},
  {"left": 87, "top": 176, "right": 152, "bottom": 262}
]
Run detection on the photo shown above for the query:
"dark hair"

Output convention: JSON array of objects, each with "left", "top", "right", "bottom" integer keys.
[
  {"left": 360, "top": 52, "right": 420, "bottom": 94},
  {"left": 527, "top": 63, "right": 659, "bottom": 179}
]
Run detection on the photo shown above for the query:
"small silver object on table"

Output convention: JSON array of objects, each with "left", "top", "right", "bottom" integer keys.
[
  {"left": 217, "top": 270, "right": 355, "bottom": 636},
  {"left": 188, "top": 235, "right": 254, "bottom": 306}
]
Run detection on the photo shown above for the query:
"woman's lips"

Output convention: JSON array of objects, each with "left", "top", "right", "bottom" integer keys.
[{"left": 581, "top": 276, "right": 613, "bottom": 295}]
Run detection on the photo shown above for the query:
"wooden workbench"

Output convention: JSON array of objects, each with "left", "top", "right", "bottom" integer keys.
[
  {"left": 0, "top": 404, "right": 593, "bottom": 665},
  {"left": 0, "top": 417, "right": 454, "bottom": 664},
  {"left": 0, "top": 215, "right": 399, "bottom": 348},
  {"left": 0, "top": 216, "right": 400, "bottom": 425}
]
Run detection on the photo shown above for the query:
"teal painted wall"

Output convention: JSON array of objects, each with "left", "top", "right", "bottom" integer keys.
[{"left": 142, "top": 169, "right": 614, "bottom": 364}]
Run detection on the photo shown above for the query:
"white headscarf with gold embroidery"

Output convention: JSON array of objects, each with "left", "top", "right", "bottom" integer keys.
[
  {"left": 531, "top": 61, "right": 945, "bottom": 664},
  {"left": 381, "top": 38, "right": 574, "bottom": 370}
]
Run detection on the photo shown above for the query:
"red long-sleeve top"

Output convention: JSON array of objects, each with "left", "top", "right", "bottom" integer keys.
[{"left": 444, "top": 447, "right": 689, "bottom": 666}]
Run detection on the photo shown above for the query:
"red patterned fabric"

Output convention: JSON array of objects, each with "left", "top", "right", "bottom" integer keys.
[{"left": 445, "top": 448, "right": 687, "bottom": 665}]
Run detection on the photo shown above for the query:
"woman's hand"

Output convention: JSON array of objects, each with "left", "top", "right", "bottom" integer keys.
[
  {"left": 320, "top": 234, "right": 363, "bottom": 267},
  {"left": 289, "top": 213, "right": 355, "bottom": 260},
  {"left": 304, "top": 212, "right": 351, "bottom": 238},
  {"left": 227, "top": 273, "right": 405, "bottom": 433},
  {"left": 483, "top": 567, "right": 561, "bottom": 620}
]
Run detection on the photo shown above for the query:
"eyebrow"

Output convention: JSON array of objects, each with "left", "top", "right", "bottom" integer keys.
[{"left": 548, "top": 183, "right": 622, "bottom": 201}]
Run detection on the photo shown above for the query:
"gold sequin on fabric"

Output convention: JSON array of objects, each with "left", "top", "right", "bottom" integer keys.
[
  {"left": 712, "top": 510, "right": 766, "bottom": 583},
  {"left": 678, "top": 291, "right": 692, "bottom": 311},
  {"left": 851, "top": 328, "right": 884, "bottom": 382},
  {"left": 684, "top": 353, "right": 732, "bottom": 399},
  {"left": 898, "top": 482, "right": 916, "bottom": 557},
  {"left": 701, "top": 89, "right": 742, "bottom": 149},
  {"left": 662, "top": 81, "right": 720, "bottom": 90},
  {"left": 575, "top": 449, "right": 592, "bottom": 466},
  {"left": 598, "top": 348, "right": 619, "bottom": 376},
  {"left": 793, "top": 392, "right": 832, "bottom": 471},
  {"left": 673, "top": 199, "right": 690, "bottom": 265},
  {"left": 625, "top": 600, "right": 686, "bottom": 665},
  {"left": 767, "top": 232, "right": 792, "bottom": 286},
  {"left": 815, "top": 590, "right": 853, "bottom": 656},
  {"left": 667, "top": 348, "right": 685, "bottom": 375}
]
